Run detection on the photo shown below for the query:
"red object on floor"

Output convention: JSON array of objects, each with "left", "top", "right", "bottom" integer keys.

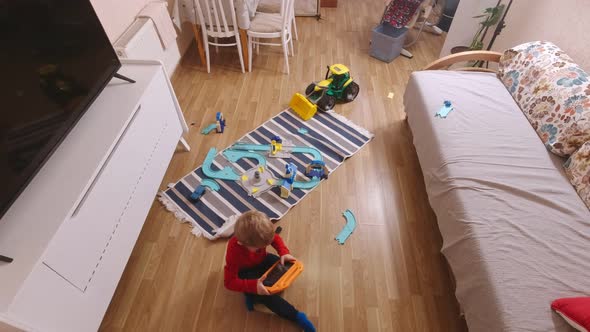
[{"left": 551, "top": 297, "right": 590, "bottom": 331}]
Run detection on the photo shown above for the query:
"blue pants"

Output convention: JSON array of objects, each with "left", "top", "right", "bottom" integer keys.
[{"left": 238, "top": 254, "right": 298, "bottom": 321}]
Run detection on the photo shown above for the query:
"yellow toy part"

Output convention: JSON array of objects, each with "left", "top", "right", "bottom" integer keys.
[
  {"left": 280, "top": 186, "right": 290, "bottom": 198},
  {"left": 251, "top": 187, "right": 259, "bottom": 194},
  {"left": 316, "top": 78, "right": 333, "bottom": 90},
  {"left": 329, "top": 64, "right": 350, "bottom": 75},
  {"left": 267, "top": 179, "right": 275, "bottom": 185},
  {"left": 343, "top": 77, "right": 353, "bottom": 88},
  {"left": 241, "top": 175, "right": 249, "bottom": 181},
  {"left": 289, "top": 93, "right": 317, "bottom": 121}
]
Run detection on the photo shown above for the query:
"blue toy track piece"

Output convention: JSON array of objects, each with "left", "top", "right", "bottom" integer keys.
[
  {"left": 279, "top": 176, "right": 320, "bottom": 190},
  {"left": 201, "top": 179, "right": 220, "bottom": 191},
  {"left": 291, "top": 176, "right": 320, "bottom": 189},
  {"left": 230, "top": 143, "right": 323, "bottom": 161},
  {"left": 202, "top": 148, "right": 240, "bottom": 181},
  {"left": 335, "top": 209, "right": 357, "bottom": 245},
  {"left": 230, "top": 143, "right": 272, "bottom": 152},
  {"left": 201, "top": 123, "right": 218, "bottom": 134},
  {"left": 222, "top": 149, "right": 267, "bottom": 166},
  {"left": 290, "top": 146, "right": 322, "bottom": 161}
]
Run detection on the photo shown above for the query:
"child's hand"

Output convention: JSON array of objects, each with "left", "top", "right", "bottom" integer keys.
[
  {"left": 256, "top": 276, "right": 270, "bottom": 295},
  {"left": 280, "top": 254, "right": 296, "bottom": 265}
]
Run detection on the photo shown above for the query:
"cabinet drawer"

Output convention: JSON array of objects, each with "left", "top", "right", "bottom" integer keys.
[{"left": 42, "top": 72, "right": 182, "bottom": 291}]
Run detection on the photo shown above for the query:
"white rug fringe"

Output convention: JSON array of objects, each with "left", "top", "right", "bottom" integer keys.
[
  {"left": 158, "top": 192, "right": 237, "bottom": 240},
  {"left": 158, "top": 193, "right": 210, "bottom": 239}
]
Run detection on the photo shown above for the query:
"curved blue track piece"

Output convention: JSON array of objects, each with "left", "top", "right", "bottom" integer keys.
[
  {"left": 222, "top": 149, "right": 267, "bottom": 166},
  {"left": 201, "top": 179, "right": 220, "bottom": 191},
  {"left": 202, "top": 148, "right": 240, "bottom": 181},
  {"left": 230, "top": 143, "right": 323, "bottom": 161},
  {"left": 290, "top": 146, "right": 322, "bottom": 161},
  {"left": 230, "top": 143, "right": 271, "bottom": 152},
  {"left": 201, "top": 123, "right": 218, "bottom": 134},
  {"left": 335, "top": 209, "right": 357, "bottom": 245},
  {"left": 291, "top": 176, "right": 320, "bottom": 189}
]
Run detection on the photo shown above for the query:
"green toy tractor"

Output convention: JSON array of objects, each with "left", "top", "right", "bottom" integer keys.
[{"left": 304, "top": 64, "right": 360, "bottom": 112}]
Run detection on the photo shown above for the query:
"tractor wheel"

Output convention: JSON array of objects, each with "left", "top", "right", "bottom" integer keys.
[
  {"left": 317, "top": 95, "right": 336, "bottom": 112},
  {"left": 305, "top": 83, "right": 316, "bottom": 96},
  {"left": 343, "top": 82, "right": 360, "bottom": 102}
]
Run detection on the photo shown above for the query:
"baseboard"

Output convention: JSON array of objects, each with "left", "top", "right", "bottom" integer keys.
[{"left": 321, "top": 0, "right": 337, "bottom": 8}]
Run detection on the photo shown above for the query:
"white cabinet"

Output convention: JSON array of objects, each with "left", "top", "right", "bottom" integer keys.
[{"left": 0, "top": 60, "right": 189, "bottom": 332}]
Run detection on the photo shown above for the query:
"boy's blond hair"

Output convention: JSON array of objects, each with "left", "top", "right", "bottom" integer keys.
[{"left": 234, "top": 210, "right": 274, "bottom": 247}]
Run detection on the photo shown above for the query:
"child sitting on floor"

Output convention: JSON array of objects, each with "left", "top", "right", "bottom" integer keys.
[{"left": 224, "top": 210, "right": 316, "bottom": 332}]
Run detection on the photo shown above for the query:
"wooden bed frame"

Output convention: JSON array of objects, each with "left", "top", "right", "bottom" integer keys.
[
  {"left": 402, "top": 51, "right": 503, "bottom": 122},
  {"left": 423, "top": 50, "right": 503, "bottom": 73}
]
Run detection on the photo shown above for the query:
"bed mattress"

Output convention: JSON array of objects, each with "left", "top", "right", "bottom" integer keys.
[{"left": 405, "top": 70, "right": 590, "bottom": 332}]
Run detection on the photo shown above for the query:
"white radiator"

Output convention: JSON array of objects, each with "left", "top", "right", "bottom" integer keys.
[{"left": 114, "top": 18, "right": 181, "bottom": 77}]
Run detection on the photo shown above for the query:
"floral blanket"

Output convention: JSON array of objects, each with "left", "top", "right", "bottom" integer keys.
[{"left": 498, "top": 41, "right": 590, "bottom": 157}]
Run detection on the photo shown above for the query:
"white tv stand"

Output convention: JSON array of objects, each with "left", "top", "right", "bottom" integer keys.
[{"left": 0, "top": 60, "right": 189, "bottom": 332}]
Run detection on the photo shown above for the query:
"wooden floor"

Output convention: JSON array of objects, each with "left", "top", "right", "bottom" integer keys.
[{"left": 100, "top": 1, "right": 467, "bottom": 331}]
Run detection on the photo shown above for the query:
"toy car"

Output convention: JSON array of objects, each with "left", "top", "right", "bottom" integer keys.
[
  {"left": 290, "top": 64, "right": 360, "bottom": 119},
  {"left": 306, "top": 64, "right": 360, "bottom": 111},
  {"left": 305, "top": 160, "right": 328, "bottom": 180},
  {"left": 189, "top": 185, "right": 207, "bottom": 201}
]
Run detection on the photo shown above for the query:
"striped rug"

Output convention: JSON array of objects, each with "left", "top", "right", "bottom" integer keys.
[{"left": 159, "top": 109, "right": 373, "bottom": 239}]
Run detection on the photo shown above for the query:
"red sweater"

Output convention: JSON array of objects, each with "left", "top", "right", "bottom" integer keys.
[{"left": 224, "top": 234, "right": 290, "bottom": 294}]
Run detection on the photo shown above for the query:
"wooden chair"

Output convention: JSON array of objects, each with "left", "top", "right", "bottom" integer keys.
[
  {"left": 247, "top": 0, "right": 294, "bottom": 74},
  {"left": 256, "top": 0, "right": 298, "bottom": 40},
  {"left": 193, "top": 0, "right": 245, "bottom": 73},
  {"left": 423, "top": 50, "right": 503, "bottom": 72}
]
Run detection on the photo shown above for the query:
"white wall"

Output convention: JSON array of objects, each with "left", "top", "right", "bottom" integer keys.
[
  {"left": 491, "top": 0, "right": 590, "bottom": 71},
  {"left": 90, "top": 0, "right": 148, "bottom": 42},
  {"left": 441, "top": 0, "right": 590, "bottom": 71},
  {"left": 440, "top": 0, "right": 497, "bottom": 57},
  {"left": 90, "top": 0, "right": 194, "bottom": 66}
]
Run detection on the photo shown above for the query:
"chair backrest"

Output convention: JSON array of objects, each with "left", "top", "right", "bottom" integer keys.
[
  {"left": 280, "top": 0, "right": 294, "bottom": 35},
  {"left": 193, "top": 0, "right": 239, "bottom": 38}
]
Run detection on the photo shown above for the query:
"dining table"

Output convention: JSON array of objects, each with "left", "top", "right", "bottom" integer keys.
[{"left": 173, "top": 0, "right": 261, "bottom": 71}]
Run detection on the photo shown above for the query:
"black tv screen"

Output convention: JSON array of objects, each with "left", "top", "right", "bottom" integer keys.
[{"left": 0, "top": 0, "right": 121, "bottom": 219}]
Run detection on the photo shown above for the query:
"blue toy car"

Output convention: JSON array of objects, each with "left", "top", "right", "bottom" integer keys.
[
  {"left": 305, "top": 160, "right": 328, "bottom": 180},
  {"left": 190, "top": 185, "right": 207, "bottom": 201},
  {"left": 284, "top": 163, "right": 297, "bottom": 184},
  {"left": 216, "top": 112, "right": 226, "bottom": 133}
]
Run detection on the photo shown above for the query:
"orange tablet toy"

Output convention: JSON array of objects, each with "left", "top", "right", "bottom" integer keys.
[{"left": 261, "top": 260, "right": 304, "bottom": 294}]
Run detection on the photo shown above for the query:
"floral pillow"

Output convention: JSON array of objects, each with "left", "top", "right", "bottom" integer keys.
[
  {"left": 564, "top": 141, "right": 590, "bottom": 210},
  {"left": 498, "top": 41, "right": 590, "bottom": 157}
]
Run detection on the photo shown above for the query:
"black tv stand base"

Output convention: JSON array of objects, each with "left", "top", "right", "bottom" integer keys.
[
  {"left": 0, "top": 255, "right": 13, "bottom": 263},
  {"left": 113, "top": 72, "right": 136, "bottom": 84}
]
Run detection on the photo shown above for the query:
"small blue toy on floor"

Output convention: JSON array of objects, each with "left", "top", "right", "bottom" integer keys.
[
  {"left": 436, "top": 100, "right": 454, "bottom": 118},
  {"left": 216, "top": 112, "right": 226, "bottom": 133}
]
